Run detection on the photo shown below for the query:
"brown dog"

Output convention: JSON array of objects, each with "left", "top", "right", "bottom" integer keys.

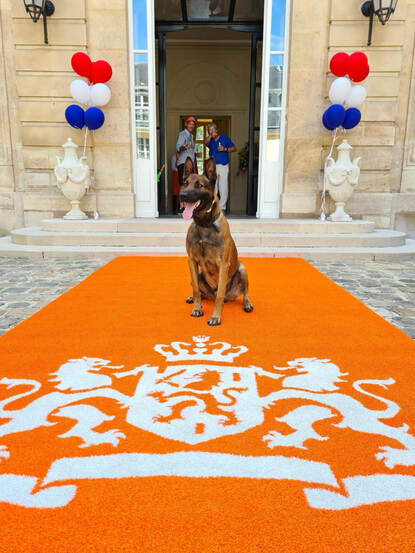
[{"left": 180, "top": 156, "right": 253, "bottom": 326}]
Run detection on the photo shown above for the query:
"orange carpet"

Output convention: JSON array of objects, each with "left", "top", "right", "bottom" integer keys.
[{"left": 1, "top": 257, "right": 415, "bottom": 553}]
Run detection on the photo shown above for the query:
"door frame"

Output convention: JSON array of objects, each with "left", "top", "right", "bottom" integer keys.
[
  {"left": 155, "top": 22, "right": 262, "bottom": 217},
  {"left": 257, "top": 0, "right": 291, "bottom": 218},
  {"left": 128, "top": 0, "right": 158, "bottom": 217}
]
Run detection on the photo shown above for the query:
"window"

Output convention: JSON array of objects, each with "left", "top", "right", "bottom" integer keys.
[
  {"left": 133, "top": 0, "right": 150, "bottom": 159},
  {"left": 266, "top": 3, "right": 286, "bottom": 161}
]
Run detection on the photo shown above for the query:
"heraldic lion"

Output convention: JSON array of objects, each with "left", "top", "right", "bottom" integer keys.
[
  {"left": 0, "top": 357, "right": 140, "bottom": 461},
  {"left": 261, "top": 357, "right": 415, "bottom": 470}
]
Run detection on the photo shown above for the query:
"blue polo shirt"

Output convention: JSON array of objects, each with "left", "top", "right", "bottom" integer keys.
[{"left": 208, "top": 135, "right": 234, "bottom": 166}]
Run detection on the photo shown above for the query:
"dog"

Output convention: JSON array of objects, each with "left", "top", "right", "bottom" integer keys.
[{"left": 179, "top": 156, "right": 253, "bottom": 326}]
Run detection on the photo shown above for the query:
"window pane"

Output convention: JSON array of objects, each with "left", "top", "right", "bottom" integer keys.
[
  {"left": 267, "top": 110, "right": 281, "bottom": 161},
  {"left": 136, "top": 136, "right": 150, "bottom": 159},
  {"left": 187, "top": 0, "right": 230, "bottom": 20},
  {"left": 134, "top": 54, "right": 149, "bottom": 108},
  {"left": 269, "top": 55, "right": 283, "bottom": 108},
  {"left": 136, "top": 109, "right": 150, "bottom": 159},
  {"left": 270, "top": 0, "right": 286, "bottom": 51},
  {"left": 196, "top": 125, "right": 204, "bottom": 140},
  {"left": 155, "top": 0, "right": 182, "bottom": 20},
  {"left": 268, "top": 110, "right": 281, "bottom": 130},
  {"left": 195, "top": 143, "right": 203, "bottom": 155},
  {"left": 133, "top": 0, "right": 147, "bottom": 50}
]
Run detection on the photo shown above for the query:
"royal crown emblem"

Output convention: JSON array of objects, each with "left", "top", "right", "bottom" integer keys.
[{"left": 154, "top": 335, "right": 247, "bottom": 363}]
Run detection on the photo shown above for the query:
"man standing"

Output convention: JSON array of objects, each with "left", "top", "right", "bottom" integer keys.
[
  {"left": 176, "top": 116, "right": 197, "bottom": 187},
  {"left": 204, "top": 123, "right": 236, "bottom": 212}
]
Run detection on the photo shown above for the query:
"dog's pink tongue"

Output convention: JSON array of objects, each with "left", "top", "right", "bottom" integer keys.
[{"left": 182, "top": 202, "right": 196, "bottom": 220}]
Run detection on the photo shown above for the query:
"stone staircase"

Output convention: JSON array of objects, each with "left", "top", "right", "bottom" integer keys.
[{"left": 1, "top": 218, "right": 414, "bottom": 259}]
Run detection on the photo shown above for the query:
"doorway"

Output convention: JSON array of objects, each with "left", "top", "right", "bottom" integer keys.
[
  {"left": 129, "top": 0, "right": 289, "bottom": 219},
  {"left": 156, "top": 21, "right": 263, "bottom": 217}
]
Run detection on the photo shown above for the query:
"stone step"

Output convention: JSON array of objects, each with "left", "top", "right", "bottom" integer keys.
[
  {"left": 1, "top": 236, "right": 415, "bottom": 261},
  {"left": 11, "top": 227, "right": 406, "bottom": 248},
  {"left": 40, "top": 218, "right": 376, "bottom": 235}
]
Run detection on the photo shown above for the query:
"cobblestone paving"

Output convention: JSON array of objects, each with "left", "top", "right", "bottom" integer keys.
[{"left": 0, "top": 257, "right": 414, "bottom": 338}]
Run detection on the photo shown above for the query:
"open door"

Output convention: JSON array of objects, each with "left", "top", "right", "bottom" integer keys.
[
  {"left": 257, "top": 0, "right": 289, "bottom": 218},
  {"left": 129, "top": 0, "right": 158, "bottom": 217}
]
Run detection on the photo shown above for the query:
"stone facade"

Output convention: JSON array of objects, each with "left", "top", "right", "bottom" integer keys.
[{"left": 0, "top": 0, "right": 415, "bottom": 233}]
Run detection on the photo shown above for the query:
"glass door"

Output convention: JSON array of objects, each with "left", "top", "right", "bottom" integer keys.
[
  {"left": 257, "top": 0, "right": 289, "bottom": 218},
  {"left": 129, "top": 0, "right": 158, "bottom": 217},
  {"left": 194, "top": 119, "right": 212, "bottom": 174}
]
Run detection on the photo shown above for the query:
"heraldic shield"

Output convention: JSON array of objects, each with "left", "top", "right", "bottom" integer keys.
[{"left": 127, "top": 363, "right": 262, "bottom": 445}]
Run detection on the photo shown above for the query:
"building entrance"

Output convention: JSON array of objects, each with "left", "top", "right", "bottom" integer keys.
[
  {"left": 130, "top": 0, "right": 288, "bottom": 219},
  {"left": 155, "top": 2, "right": 264, "bottom": 216}
]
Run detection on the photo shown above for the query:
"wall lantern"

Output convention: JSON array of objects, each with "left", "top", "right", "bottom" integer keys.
[
  {"left": 23, "top": 0, "right": 55, "bottom": 44},
  {"left": 361, "top": 0, "right": 398, "bottom": 46}
]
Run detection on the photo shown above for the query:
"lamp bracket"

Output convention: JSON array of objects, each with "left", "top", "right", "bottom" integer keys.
[
  {"left": 361, "top": 1, "right": 374, "bottom": 17},
  {"left": 44, "top": 0, "right": 55, "bottom": 17}
]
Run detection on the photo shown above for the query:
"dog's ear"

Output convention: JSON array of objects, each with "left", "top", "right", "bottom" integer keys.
[
  {"left": 184, "top": 156, "right": 194, "bottom": 177},
  {"left": 204, "top": 157, "right": 217, "bottom": 185}
]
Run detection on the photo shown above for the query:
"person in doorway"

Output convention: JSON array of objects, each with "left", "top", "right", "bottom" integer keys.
[
  {"left": 176, "top": 116, "right": 197, "bottom": 186},
  {"left": 176, "top": 116, "right": 197, "bottom": 212},
  {"left": 204, "top": 123, "right": 236, "bottom": 212}
]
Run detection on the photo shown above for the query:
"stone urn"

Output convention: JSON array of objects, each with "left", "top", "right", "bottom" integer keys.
[
  {"left": 325, "top": 139, "right": 360, "bottom": 222},
  {"left": 54, "top": 138, "right": 90, "bottom": 220}
]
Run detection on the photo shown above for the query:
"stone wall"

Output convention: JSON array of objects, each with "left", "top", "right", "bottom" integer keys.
[
  {"left": 1, "top": 0, "right": 415, "bottom": 231},
  {"left": 283, "top": 0, "right": 415, "bottom": 228},
  {"left": 0, "top": 0, "right": 133, "bottom": 234}
]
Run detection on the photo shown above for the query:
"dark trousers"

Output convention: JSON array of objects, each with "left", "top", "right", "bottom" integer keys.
[{"left": 177, "top": 163, "right": 185, "bottom": 187}]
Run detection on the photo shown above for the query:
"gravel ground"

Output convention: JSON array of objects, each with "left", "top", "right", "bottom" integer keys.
[{"left": 0, "top": 256, "right": 413, "bottom": 339}]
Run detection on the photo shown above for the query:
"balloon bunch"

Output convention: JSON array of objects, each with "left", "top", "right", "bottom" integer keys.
[
  {"left": 65, "top": 52, "right": 112, "bottom": 143},
  {"left": 322, "top": 52, "right": 369, "bottom": 132}
]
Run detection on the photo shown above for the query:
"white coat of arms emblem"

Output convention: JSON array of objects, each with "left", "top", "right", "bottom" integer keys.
[{"left": 2, "top": 335, "right": 415, "bottom": 510}]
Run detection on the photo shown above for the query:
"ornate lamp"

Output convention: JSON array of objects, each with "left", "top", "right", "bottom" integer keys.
[
  {"left": 361, "top": 0, "right": 398, "bottom": 46},
  {"left": 23, "top": 0, "right": 55, "bottom": 44}
]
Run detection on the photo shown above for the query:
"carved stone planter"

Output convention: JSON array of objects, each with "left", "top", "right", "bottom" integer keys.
[
  {"left": 326, "top": 139, "right": 360, "bottom": 222},
  {"left": 55, "top": 138, "right": 90, "bottom": 220}
]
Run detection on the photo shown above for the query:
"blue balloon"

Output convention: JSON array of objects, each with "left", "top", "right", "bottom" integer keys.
[
  {"left": 84, "top": 107, "right": 105, "bottom": 130},
  {"left": 342, "top": 107, "right": 361, "bottom": 130},
  {"left": 65, "top": 104, "right": 84, "bottom": 129},
  {"left": 325, "top": 104, "right": 346, "bottom": 129},
  {"left": 322, "top": 110, "right": 336, "bottom": 131}
]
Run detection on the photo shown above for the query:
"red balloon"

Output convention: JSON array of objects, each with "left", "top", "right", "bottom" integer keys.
[
  {"left": 90, "top": 60, "right": 113, "bottom": 84},
  {"left": 71, "top": 52, "right": 92, "bottom": 79},
  {"left": 329, "top": 52, "right": 349, "bottom": 77},
  {"left": 349, "top": 64, "right": 370, "bottom": 83},
  {"left": 347, "top": 52, "right": 369, "bottom": 80}
]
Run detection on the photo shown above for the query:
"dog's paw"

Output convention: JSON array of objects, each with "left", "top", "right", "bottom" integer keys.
[
  {"left": 244, "top": 304, "right": 254, "bottom": 313},
  {"left": 208, "top": 316, "right": 221, "bottom": 326},
  {"left": 191, "top": 308, "right": 203, "bottom": 317},
  {"left": 186, "top": 296, "right": 194, "bottom": 304}
]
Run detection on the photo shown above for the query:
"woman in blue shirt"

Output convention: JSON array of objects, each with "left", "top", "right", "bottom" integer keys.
[{"left": 204, "top": 123, "right": 236, "bottom": 211}]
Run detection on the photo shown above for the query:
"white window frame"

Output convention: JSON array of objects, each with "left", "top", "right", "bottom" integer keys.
[
  {"left": 257, "top": 0, "right": 290, "bottom": 218},
  {"left": 128, "top": 0, "right": 158, "bottom": 217}
]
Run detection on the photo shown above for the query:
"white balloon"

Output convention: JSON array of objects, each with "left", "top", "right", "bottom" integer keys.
[
  {"left": 70, "top": 79, "right": 90, "bottom": 105},
  {"left": 90, "top": 83, "right": 111, "bottom": 107},
  {"left": 329, "top": 77, "right": 351, "bottom": 105},
  {"left": 345, "top": 85, "right": 367, "bottom": 108}
]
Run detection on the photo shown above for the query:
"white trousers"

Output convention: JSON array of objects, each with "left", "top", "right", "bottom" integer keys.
[{"left": 214, "top": 163, "right": 229, "bottom": 211}]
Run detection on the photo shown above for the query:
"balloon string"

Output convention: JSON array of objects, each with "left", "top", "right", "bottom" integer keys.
[
  {"left": 320, "top": 127, "right": 339, "bottom": 221},
  {"left": 83, "top": 127, "right": 89, "bottom": 158}
]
